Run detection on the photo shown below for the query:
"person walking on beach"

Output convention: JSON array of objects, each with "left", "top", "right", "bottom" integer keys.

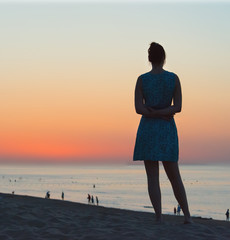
[
  {"left": 91, "top": 195, "right": 94, "bottom": 204},
  {"left": 174, "top": 207, "right": 176, "bottom": 215},
  {"left": 87, "top": 194, "right": 91, "bottom": 203},
  {"left": 45, "top": 191, "right": 50, "bottom": 199},
  {"left": 62, "top": 191, "right": 64, "bottom": 200},
  {"left": 177, "top": 204, "right": 181, "bottom": 215},
  {"left": 96, "top": 196, "right": 99, "bottom": 205},
  {"left": 226, "top": 209, "right": 229, "bottom": 221},
  {"left": 133, "top": 42, "right": 192, "bottom": 224}
]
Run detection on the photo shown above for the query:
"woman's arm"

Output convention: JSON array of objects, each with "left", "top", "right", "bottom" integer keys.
[
  {"left": 143, "top": 75, "right": 182, "bottom": 118},
  {"left": 134, "top": 76, "right": 150, "bottom": 115}
]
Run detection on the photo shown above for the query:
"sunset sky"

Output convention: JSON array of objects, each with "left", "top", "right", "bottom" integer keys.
[{"left": 1, "top": 1, "right": 230, "bottom": 164}]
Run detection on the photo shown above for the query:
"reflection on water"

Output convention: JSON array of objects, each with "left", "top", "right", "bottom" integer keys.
[{"left": 0, "top": 163, "right": 229, "bottom": 220}]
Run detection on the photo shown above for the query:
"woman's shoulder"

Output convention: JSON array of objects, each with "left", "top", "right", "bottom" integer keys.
[
  {"left": 135, "top": 73, "right": 150, "bottom": 87},
  {"left": 163, "top": 70, "right": 178, "bottom": 78},
  {"left": 137, "top": 72, "right": 150, "bottom": 80},
  {"left": 138, "top": 70, "right": 178, "bottom": 79},
  {"left": 164, "top": 71, "right": 180, "bottom": 87}
]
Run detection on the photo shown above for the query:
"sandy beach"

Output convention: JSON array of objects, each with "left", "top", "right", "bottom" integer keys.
[{"left": 0, "top": 193, "right": 229, "bottom": 240}]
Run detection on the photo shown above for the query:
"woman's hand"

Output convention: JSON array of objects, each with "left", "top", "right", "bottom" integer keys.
[
  {"left": 160, "top": 114, "right": 175, "bottom": 121},
  {"left": 144, "top": 107, "right": 175, "bottom": 121}
]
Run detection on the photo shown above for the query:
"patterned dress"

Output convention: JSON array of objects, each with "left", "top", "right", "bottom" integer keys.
[{"left": 133, "top": 70, "right": 179, "bottom": 162}]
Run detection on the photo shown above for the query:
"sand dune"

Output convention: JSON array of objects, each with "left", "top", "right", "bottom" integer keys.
[{"left": 0, "top": 193, "right": 229, "bottom": 240}]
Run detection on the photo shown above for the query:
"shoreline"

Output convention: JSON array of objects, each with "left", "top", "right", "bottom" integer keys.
[
  {"left": 0, "top": 192, "right": 220, "bottom": 221},
  {"left": 0, "top": 191, "right": 222, "bottom": 221},
  {"left": 1, "top": 192, "right": 230, "bottom": 240},
  {"left": 0, "top": 192, "right": 219, "bottom": 221}
]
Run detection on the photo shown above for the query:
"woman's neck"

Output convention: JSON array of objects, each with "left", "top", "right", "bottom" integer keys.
[{"left": 150, "top": 65, "right": 164, "bottom": 74}]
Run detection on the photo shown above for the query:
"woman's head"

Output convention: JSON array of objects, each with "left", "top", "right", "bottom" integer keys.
[{"left": 148, "top": 42, "right": 166, "bottom": 66}]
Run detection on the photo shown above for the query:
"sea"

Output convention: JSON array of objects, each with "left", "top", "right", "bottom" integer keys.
[{"left": 0, "top": 163, "right": 229, "bottom": 221}]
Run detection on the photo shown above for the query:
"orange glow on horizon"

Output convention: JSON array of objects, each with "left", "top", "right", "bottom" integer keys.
[{"left": 0, "top": 132, "right": 133, "bottom": 162}]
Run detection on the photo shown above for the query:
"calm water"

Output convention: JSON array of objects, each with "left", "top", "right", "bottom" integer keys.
[{"left": 0, "top": 163, "right": 229, "bottom": 221}]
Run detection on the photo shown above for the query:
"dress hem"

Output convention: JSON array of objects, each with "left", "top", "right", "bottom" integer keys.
[{"left": 133, "top": 159, "right": 178, "bottom": 162}]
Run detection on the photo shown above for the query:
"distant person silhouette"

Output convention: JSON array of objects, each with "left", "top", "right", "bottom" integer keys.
[
  {"left": 226, "top": 209, "right": 229, "bottom": 221},
  {"left": 133, "top": 42, "right": 192, "bottom": 224},
  {"left": 174, "top": 207, "right": 176, "bottom": 215},
  {"left": 62, "top": 191, "right": 64, "bottom": 200},
  {"left": 91, "top": 195, "right": 94, "bottom": 204},
  {"left": 93, "top": 184, "right": 95, "bottom": 188},
  {"left": 45, "top": 191, "right": 50, "bottom": 199},
  {"left": 87, "top": 194, "right": 91, "bottom": 203},
  {"left": 96, "top": 196, "right": 99, "bottom": 206},
  {"left": 177, "top": 204, "right": 181, "bottom": 215}
]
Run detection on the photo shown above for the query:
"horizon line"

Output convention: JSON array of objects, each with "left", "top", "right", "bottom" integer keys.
[{"left": 0, "top": 0, "right": 230, "bottom": 3}]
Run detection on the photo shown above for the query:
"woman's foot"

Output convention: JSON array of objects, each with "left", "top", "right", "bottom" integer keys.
[{"left": 184, "top": 217, "right": 193, "bottom": 224}]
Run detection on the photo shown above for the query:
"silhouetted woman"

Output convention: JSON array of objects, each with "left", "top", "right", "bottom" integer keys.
[{"left": 133, "top": 42, "right": 192, "bottom": 224}]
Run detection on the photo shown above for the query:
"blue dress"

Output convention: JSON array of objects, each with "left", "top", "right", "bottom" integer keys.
[{"left": 133, "top": 70, "right": 179, "bottom": 162}]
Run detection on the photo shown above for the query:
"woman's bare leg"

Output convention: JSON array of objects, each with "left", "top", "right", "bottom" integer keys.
[
  {"left": 162, "top": 161, "right": 192, "bottom": 223},
  {"left": 144, "top": 160, "right": 162, "bottom": 222}
]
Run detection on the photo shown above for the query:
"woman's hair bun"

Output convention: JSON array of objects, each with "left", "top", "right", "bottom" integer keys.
[{"left": 148, "top": 42, "right": 166, "bottom": 65}]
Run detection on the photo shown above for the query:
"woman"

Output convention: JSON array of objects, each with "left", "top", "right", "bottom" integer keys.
[{"left": 133, "top": 42, "right": 192, "bottom": 224}]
